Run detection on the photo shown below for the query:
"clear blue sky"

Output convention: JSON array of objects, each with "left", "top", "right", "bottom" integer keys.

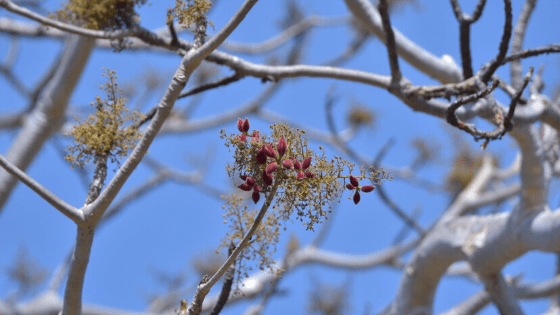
[{"left": 1, "top": 0, "right": 560, "bottom": 314}]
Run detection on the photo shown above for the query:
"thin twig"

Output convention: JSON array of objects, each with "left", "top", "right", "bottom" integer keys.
[
  {"left": 178, "top": 72, "right": 244, "bottom": 99},
  {"left": 378, "top": 0, "right": 401, "bottom": 86},
  {"left": 480, "top": 0, "right": 512, "bottom": 83},
  {"left": 510, "top": 0, "right": 538, "bottom": 90},
  {"left": 450, "top": 0, "right": 487, "bottom": 79},
  {"left": 373, "top": 139, "right": 425, "bottom": 236}
]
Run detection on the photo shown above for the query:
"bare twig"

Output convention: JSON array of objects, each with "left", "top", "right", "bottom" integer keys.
[
  {"left": 378, "top": 0, "right": 401, "bottom": 86},
  {"left": 178, "top": 72, "right": 244, "bottom": 99},
  {"left": 480, "top": 0, "right": 513, "bottom": 83},
  {"left": 510, "top": 0, "right": 538, "bottom": 90},
  {"left": 373, "top": 139, "right": 426, "bottom": 236},
  {"left": 222, "top": 15, "right": 348, "bottom": 54},
  {"left": 450, "top": 0, "right": 488, "bottom": 79}
]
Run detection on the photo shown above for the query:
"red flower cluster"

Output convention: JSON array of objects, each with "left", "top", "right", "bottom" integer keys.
[
  {"left": 234, "top": 118, "right": 316, "bottom": 204},
  {"left": 238, "top": 174, "right": 263, "bottom": 203},
  {"left": 346, "top": 175, "right": 375, "bottom": 204}
]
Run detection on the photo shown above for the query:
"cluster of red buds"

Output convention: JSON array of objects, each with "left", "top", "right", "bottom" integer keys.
[
  {"left": 346, "top": 175, "right": 375, "bottom": 204},
  {"left": 233, "top": 118, "right": 377, "bottom": 205},
  {"left": 235, "top": 118, "right": 316, "bottom": 203},
  {"left": 238, "top": 174, "right": 262, "bottom": 203}
]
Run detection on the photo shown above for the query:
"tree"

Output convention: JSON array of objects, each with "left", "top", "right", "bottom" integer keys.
[{"left": 1, "top": 0, "right": 560, "bottom": 314}]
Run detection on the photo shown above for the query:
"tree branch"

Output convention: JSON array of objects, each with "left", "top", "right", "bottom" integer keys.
[{"left": 0, "top": 154, "right": 84, "bottom": 225}]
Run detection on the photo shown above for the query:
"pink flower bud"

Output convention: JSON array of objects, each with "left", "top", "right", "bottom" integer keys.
[
  {"left": 237, "top": 118, "right": 244, "bottom": 132},
  {"left": 277, "top": 136, "right": 287, "bottom": 157},
  {"left": 263, "top": 144, "right": 277, "bottom": 158},
  {"left": 346, "top": 183, "right": 355, "bottom": 190},
  {"left": 242, "top": 118, "right": 250, "bottom": 133},
  {"left": 349, "top": 175, "right": 360, "bottom": 187},
  {"left": 361, "top": 186, "right": 375, "bottom": 192},
  {"left": 302, "top": 157, "right": 312, "bottom": 170},
  {"left": 256, "top": 148, "right": 267, "bottom": 164},
  {"left": 238, "top": 183, "right": 252, "bottom": 191},
  {"left": 252, "top": 191, "right": 260, "bottom": 204},
  {"left": 293, "top": 160, "right": 302, "bottom": 170},
  {"left": 305, "top": 171, "right": 315, "bottom": 178},
  {"left": 246, "top": 176, "right": 256, "bottom": 187},
  {"left": 282, "top": 159, "right": 294, "bottom": 169},
  {"left": 266, "top": 161, "right": 278, "bottom": 175},
  {"left": 296, "top": 171, "right": 304, "bottom": 180},
  {"left": 353, "top": 191, "right": 361, "bottom": 204},
  {"left": 262, "top": 171, "right": 273, "bottom": 185}
]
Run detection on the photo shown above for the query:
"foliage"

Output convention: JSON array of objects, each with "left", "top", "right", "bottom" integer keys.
[
  {"left": 52, "top": 0, "right": 146, "bottom": 30},
  {"left": 65, "top": 69, "right": 143, "bottom": 169}
]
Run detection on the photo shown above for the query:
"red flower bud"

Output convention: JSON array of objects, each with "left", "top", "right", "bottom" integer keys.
[
  {"left": 302, "top": 157, "right": 312, "bottom": 170},
  {"left": 293, "top": 160, "right": 302, "bottom": 170},
  {"left": 346, "top": 183, "right": 355, "bottom": 190},
  {"left": 238, "top": 183, "right": 252, "bottom": 191},
  {"left": 361, "top": 186, "right": 375, "bottom": 192},
  {"left": 353, "top": 191, "right": 361, "bottom": 204},
  {"left": 296, "top": 171, "right": 304, "bottom": 180},
  {"left": 266, "top": 161, "right": 278, "bottom": 175},
  {"left": 242, "top": 118, "right": 250, "bottom": 133},
  {"left": 253, "top": 185, "right": 262, "bottom": 193},
  {"left": 305, "top": 171, "right": 315, "bottom": 178},
  {"left": 277, "top": 136, "right": 287, "bottom": 157},
  {"left": 349, "top": 175, "right": 360, "bottom": 187},
  {"left": 246, "top": 176, "right": 256, "bottom": 187},
  {"left": 240, "top": 175, "right": 247, "bottom": 181},
  {"left": 237, "top": 118, "right": 244, "bottom": 133},
  {"left": 252, "top": 191, "right": 260, "bottom": 204},
  {"left": 282, "top": 159, "right": 294, "bottom": 169},
  {"left": 262, "top": 171, "right": 273, "bottom": 185},
  {"left": 263, "top": 144, "right": 277, "bottom": 158},
  {"left": 256, "top": 148, "right": 267, "bottom": 164}
]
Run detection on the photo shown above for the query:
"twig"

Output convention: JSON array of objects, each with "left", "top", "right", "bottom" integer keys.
[
  {"left": 377, "top": 0, "right": 401, "bottom": 86},
  {"left": 178, "top": 72, "right": 244, "bottom": 99},
  {"left": 509, "top": 0, "right": 538, "bottom": 90},
  {"left": 504, "top": 67, "right": 533, "bottom": 130},
  {"left": 450, "top": 0, "right": 487, "bottom": 79},
  {"left": 502, "top": 44, "right": 560, "bottom": 64},
  {"left": 373, "top": 139, "right": 426, "bottom": 236},
  {"left": 480, "top": 0, "right": 513, "bottom": 83}
]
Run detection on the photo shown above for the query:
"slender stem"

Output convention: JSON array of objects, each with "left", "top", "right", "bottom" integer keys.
[
  {"left": 187, "top": 181, "right": 280, "bottom": 315},
  {"left": 378, "top": 0, "right": 401, "bottom": 86}
]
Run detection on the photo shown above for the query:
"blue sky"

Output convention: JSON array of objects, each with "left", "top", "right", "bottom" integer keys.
[{"left": 1, "top": 0, "right": 560, "bottom": 314}]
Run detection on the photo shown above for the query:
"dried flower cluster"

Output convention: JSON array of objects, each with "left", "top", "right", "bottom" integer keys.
[
  {"left": 65, "top": 69, "right": 143, "bottom": 168},
  {"left": 167, "top": 0, "right": 214, "bottom": 29},
  {"left": 53, "top": 0, "right": 146, "bottom": 30}
]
